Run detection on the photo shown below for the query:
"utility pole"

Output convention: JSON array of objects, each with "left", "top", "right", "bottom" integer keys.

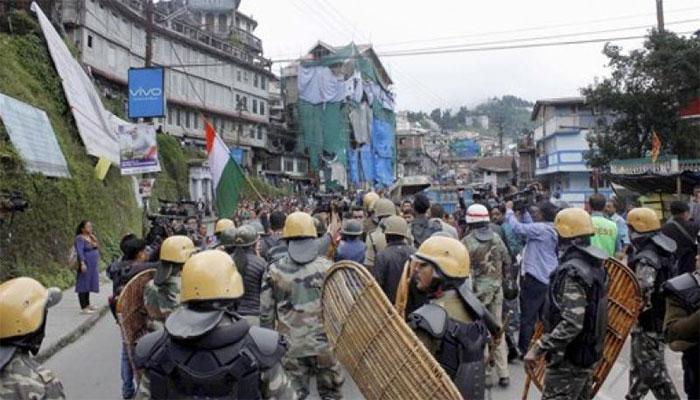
[
  {"left": 144, "top": 0, "right": 154, "bottom": 67},
  {"left": 498, "top": 121, "right": 504, "bottom": 156},
  {"left": 656, "top": 0, "right": 665, "bottom": 32}
]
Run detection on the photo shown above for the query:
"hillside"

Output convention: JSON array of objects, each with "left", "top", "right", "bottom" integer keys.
[{"left": 0, "top": 11, "right": 187, "bottom": 288}]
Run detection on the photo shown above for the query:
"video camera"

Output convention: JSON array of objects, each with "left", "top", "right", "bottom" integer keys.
[
  {"left": 0, "top": 191, "right": 28, "bottom": 214},
  {"left": 505, "top": 187, "right": 536, "bottom": 211}
]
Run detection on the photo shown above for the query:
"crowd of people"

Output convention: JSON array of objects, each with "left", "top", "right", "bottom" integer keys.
[{"left": 0, "top": 187, "right": 699, "bottom": 400}]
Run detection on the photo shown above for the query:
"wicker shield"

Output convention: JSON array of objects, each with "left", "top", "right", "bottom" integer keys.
[
  {"left": 322, "top": 261, "right": 461, "bottom": 400},
  {"left": 117, "top": 269, "right": 155, "bottom": 345},
  {"left": 522, "top": 257, "right": 643, "bottom": 398}
]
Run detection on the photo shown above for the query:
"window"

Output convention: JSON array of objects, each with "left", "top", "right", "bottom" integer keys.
[
  {"left": 252, "top": 99, "right": 258, "bottom": 114},
  {"left": 185, "top": 111, "right": 190, "bottom": 128},
  {"left": 218, "top": 14, "right": 227, "bottom": 33},
  {"left": 260, "top": 76, "right": 266, "bottom": 90},
  {"left": 193, "top": 113, "right": 199, "bottom": 129},
  {"left": 244, "top": 71, "right": 249, "bottom": 83},
  {"left": 260, "top": 101, "right": 265, "bottom": 115},
  {"left": 87, "top": 34, "right": 93, "bottom": 48},
  {"left": 237, "top": 69, "right": 241, "bottom": 82},
  {"left": 257, "top": 126, "right": 263, "bottom": 140},
  {"left": 253, "top": 74, "right": 258, "bottom": 88},
  {"left": 176, "top": 108, "right": 181, "bottom": 126},
  {"left": 284, "top": 159, "right": 294, "bottom": 172},
  {"left": 167, "top": 107, "right": 173, "bottom": 125}
]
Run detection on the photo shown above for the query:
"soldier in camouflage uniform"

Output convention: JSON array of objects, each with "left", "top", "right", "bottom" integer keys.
[
  {"left": 135, "top": 250, "right": 296, "bottom": 399},
  {"left": 143, "top": 235, "right": 196, "bottom": 331},
  {"left": 0, "top": 277, "right": 65, "bottom": 400},
  {"left": 625, "top": 208, "right": 680, "bottom": 400},
  {"left": 362, "top": 192, "right": 380, "bottom": 239},
  {"left": 462, "top": 204, "right": 511, "bottom": 387},
  {"left": 260, "top": 212, "right": 344, "bottom": 399},
  {"left": 524, "top": 208, "right": 608, "bottom": 400}
]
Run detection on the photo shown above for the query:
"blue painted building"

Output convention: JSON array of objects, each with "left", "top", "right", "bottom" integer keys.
[{"left": 532, "top": 97, "right": 613, "bottom": 207}]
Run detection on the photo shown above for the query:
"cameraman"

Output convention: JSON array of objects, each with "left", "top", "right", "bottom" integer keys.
[{"left": 505, "top": 200, "right": 560, "bottom": 356}]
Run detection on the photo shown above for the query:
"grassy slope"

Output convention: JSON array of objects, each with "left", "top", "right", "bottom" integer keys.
[{"left": 0, "top": 12, "right": 187, "bottom": 288}]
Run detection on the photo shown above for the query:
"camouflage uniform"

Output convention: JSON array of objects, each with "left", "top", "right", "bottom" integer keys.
[
  {"left": 260, "top": 255, "right": 344, "bottom": 399},
  {"left": 462, "top": 229, "right": 510, "bottom": 381},
  {"left": 626, "top": 250, "right": 680, "bottom": 400},
  {"left": 143, "top": 275, "right": 181, "bottom": 331},
  {"left": 539, "top": 276, "right": 592, "bottom": 400},
  {"left": 0, "top": 350, "right": 65, "bottom": 400},
  {"left": 136, "top": 358, "right": 296, "bottom": 400}
]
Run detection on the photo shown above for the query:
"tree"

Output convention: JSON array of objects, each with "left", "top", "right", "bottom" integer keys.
[{"left": 583, "top": 30, "right": 700, "bottom": 168}]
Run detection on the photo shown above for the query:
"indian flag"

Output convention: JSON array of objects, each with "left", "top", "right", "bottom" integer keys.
[{"left": 205, "top": 120, "right": 245, "bottom": 218}]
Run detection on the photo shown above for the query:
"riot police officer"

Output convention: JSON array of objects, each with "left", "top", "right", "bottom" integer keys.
[
  {"left": 362, "top": 192, "right": 380, "bottom": 237},
  {"left": 143, "top": 235, "right": 196, "bottom": 331},
  {"left": 260, "top": 212, "right": 344, "bottom": 399},
  {"left": 662, "top": 252, "right": 700, "bottom": 399},
  {"left": 524, "top": 207, "right": 608, "bottom": 400},
  {"left": 134, "top": 250, "right": 296, "bottom": 399},
  {"left": 230, "top": 224, "right": 267, "bottom": 326},
  {"left": 407, "top": 236, "right": 500, "bottom": 400},
  {"left": 365, "top": 198, "right": 398, "bottom": 268},
  {"left": 213, "top": 218, "right": 235, "bottom": 246},
  {"left": 0, "top": 277, "right": 65, "bottom": 399},
  {"left": 625, "top": 207, "right": 680, "bottom": 400}
]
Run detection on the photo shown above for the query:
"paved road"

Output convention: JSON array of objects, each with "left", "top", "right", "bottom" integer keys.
[
  {"left": 44, "top": 315, "right": 363, "bottom": 399},
  {"left": 44, "top": 314, "right": 685, "bottom": 400}
]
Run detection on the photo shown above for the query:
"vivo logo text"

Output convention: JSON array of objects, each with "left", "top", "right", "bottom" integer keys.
[{"left": 130, "top": 88, "right": 162, "bottom": 97}]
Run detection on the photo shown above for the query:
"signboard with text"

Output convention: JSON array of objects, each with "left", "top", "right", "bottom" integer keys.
[
  {"left": 128, "top": 67, "right": 165, "bottom": 119},
  {"left": 117, "top": 123, "right": 161, "bottom": 175}
]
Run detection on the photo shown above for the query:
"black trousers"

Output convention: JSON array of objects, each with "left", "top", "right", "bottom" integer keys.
[
  {"left": 518, "top": 273, "right": 548, "bottom": 354},
  {"left": 683, "top": 347, "right": 699, "bottom": 400},
  {"left": 78, "top": 292, "right": 90, "bottom": 309}
]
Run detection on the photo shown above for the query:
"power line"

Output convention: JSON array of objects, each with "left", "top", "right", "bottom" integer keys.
[
  {"left": 378, "top": 31, "right": 697, "bottom": 58},
  {"left": 374, "top": 6, "right": 700, "bottom": 49},
  {"left": 271, "top": 29, "right": 696, "bottom": 62},
  {"left": 383, "top": 18, "right": 699, "bottom": 55}
]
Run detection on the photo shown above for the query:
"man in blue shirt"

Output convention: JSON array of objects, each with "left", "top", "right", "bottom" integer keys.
[
  {"left": 505, "top": 200, "right": 560, "bottom": 356},
  {"left": 605, "top": 199, "right": 630, "bottom": 259}
]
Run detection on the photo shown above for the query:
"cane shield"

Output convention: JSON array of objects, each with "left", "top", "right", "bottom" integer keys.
[
  {"left": 117, "top": 269, "right": 156, "bottom": 345},
  {"left": 523, "top": 257, "right": 643, "bottom": 398},
  {"left": 322, "top": 261, "right": 461, "bottom": 400}
]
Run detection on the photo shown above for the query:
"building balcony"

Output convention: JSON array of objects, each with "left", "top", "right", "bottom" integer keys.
[
  {"left": 536, "top": 150, "right": 589, "bottom": 175},
  {"left": 534, "top": 115, "right": 596, "bottom": 141},
  {"left": 232, "top": 28, "right": 262, "bottom": 53}
]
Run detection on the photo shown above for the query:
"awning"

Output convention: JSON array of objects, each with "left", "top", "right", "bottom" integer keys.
[{"left": 604, "top": 170, "right": 700, "bottom": 194}]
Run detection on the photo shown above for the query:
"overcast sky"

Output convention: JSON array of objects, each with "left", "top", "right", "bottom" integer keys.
[{"left": 239, "top": 0, "right": 700, "bottom": 112}]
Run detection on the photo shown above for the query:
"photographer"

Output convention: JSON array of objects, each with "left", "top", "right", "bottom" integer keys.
[{"left": 505, "top": 200, "right": 560, "bottom": 357}]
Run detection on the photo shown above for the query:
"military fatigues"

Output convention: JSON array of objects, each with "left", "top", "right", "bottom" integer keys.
[
  {"left": 143, "top": 275, "right": 181, "bottom": 331},
  {"left": 462, "top": 228, "right": 510, "bottom": 381},
  {"left": 537, "top": 247, "right": 607, "bottom": 400},
  {"left": 260, "top": 254, "right": 344, "bottom": 399},
  {"left": 0, "top": 348, "right": 65, "bottom": 400},
  {"left": 135, "top": 313, "right": 296, "bottom": 400},
  {"left": 365, "top": 224, "right": 414, "bottom": 268},
  {"left": 626, "top": 238, "right": 680, "bottom": 400},
  {"left": 663, "top": 271, "right": 700, "bottom": 399}
]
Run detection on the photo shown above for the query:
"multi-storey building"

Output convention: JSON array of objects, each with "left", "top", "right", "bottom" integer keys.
[
  {"left": 532, "top": 97, "right": 613, "bottom": 207},
  {"left": 57, "top": 0, "right": 274, "bottom": 175}
]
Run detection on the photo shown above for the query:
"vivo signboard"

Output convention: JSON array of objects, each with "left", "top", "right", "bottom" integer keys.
[{"left": 128, "top": 67, "right": 165, "bottom": 119}]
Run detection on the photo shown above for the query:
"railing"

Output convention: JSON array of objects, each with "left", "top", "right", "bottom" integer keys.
[
  {"left": 112, "top": 0, "right": 270, "bottom": 68},
  {"left": 534, "top": 115, "right": 597, "bottom": 139},
  {"left": 232, "top": 27, "right": 262, "bottom": 52}
]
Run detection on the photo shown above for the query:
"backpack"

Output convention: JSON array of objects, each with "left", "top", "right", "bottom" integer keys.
[{"left": 68, "top": 244, "right": 79, "bottom": 270}]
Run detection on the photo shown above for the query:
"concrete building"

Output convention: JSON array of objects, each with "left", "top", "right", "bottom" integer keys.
[
  {"left": 472, "top": 156, "right": 516, "bottom": 194},
  {"left": 396, "top": 111, "right": 437, "bottom": 177},
  {"left": 57, "top": 0, "right": 276, "bottom": 200},
  {"left": 532, "top": 97, "right": 613, "bottom": 207}
]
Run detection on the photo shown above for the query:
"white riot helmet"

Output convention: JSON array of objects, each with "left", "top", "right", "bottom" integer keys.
[{"left": 466, "top": 204, "right": 490, "bottom": 224}]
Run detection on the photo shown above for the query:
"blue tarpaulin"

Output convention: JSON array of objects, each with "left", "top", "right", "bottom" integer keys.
[
  {"left": 230, "top": 147, "right": 244, "bottom": 165},
  {"left": 371, "top": 119, "right": 394, "bottom": 186},
  {"left": 359, "top": 144, "right": 374, "bottom": 183},
  {"left": 348, "top": 147, "right": 360, "bottom": 184}
]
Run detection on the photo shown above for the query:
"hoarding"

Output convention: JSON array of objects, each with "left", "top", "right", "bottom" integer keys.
[
  {"left": 117, "top": 123, "right": 161, "bottom": 175},
  {"left": 0, "top": 92, "right": 70, "bottom": 178},
  {"left": 128, "top": 67, "right": 166, "bottom": 119}
]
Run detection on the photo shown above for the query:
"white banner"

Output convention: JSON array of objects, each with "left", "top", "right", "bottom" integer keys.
[
  {"left": 31, "top": 2, "right": 119, "bottom": 164},
  {"left": 115, "top": 117, "right": 161, "bottom": 175}
]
